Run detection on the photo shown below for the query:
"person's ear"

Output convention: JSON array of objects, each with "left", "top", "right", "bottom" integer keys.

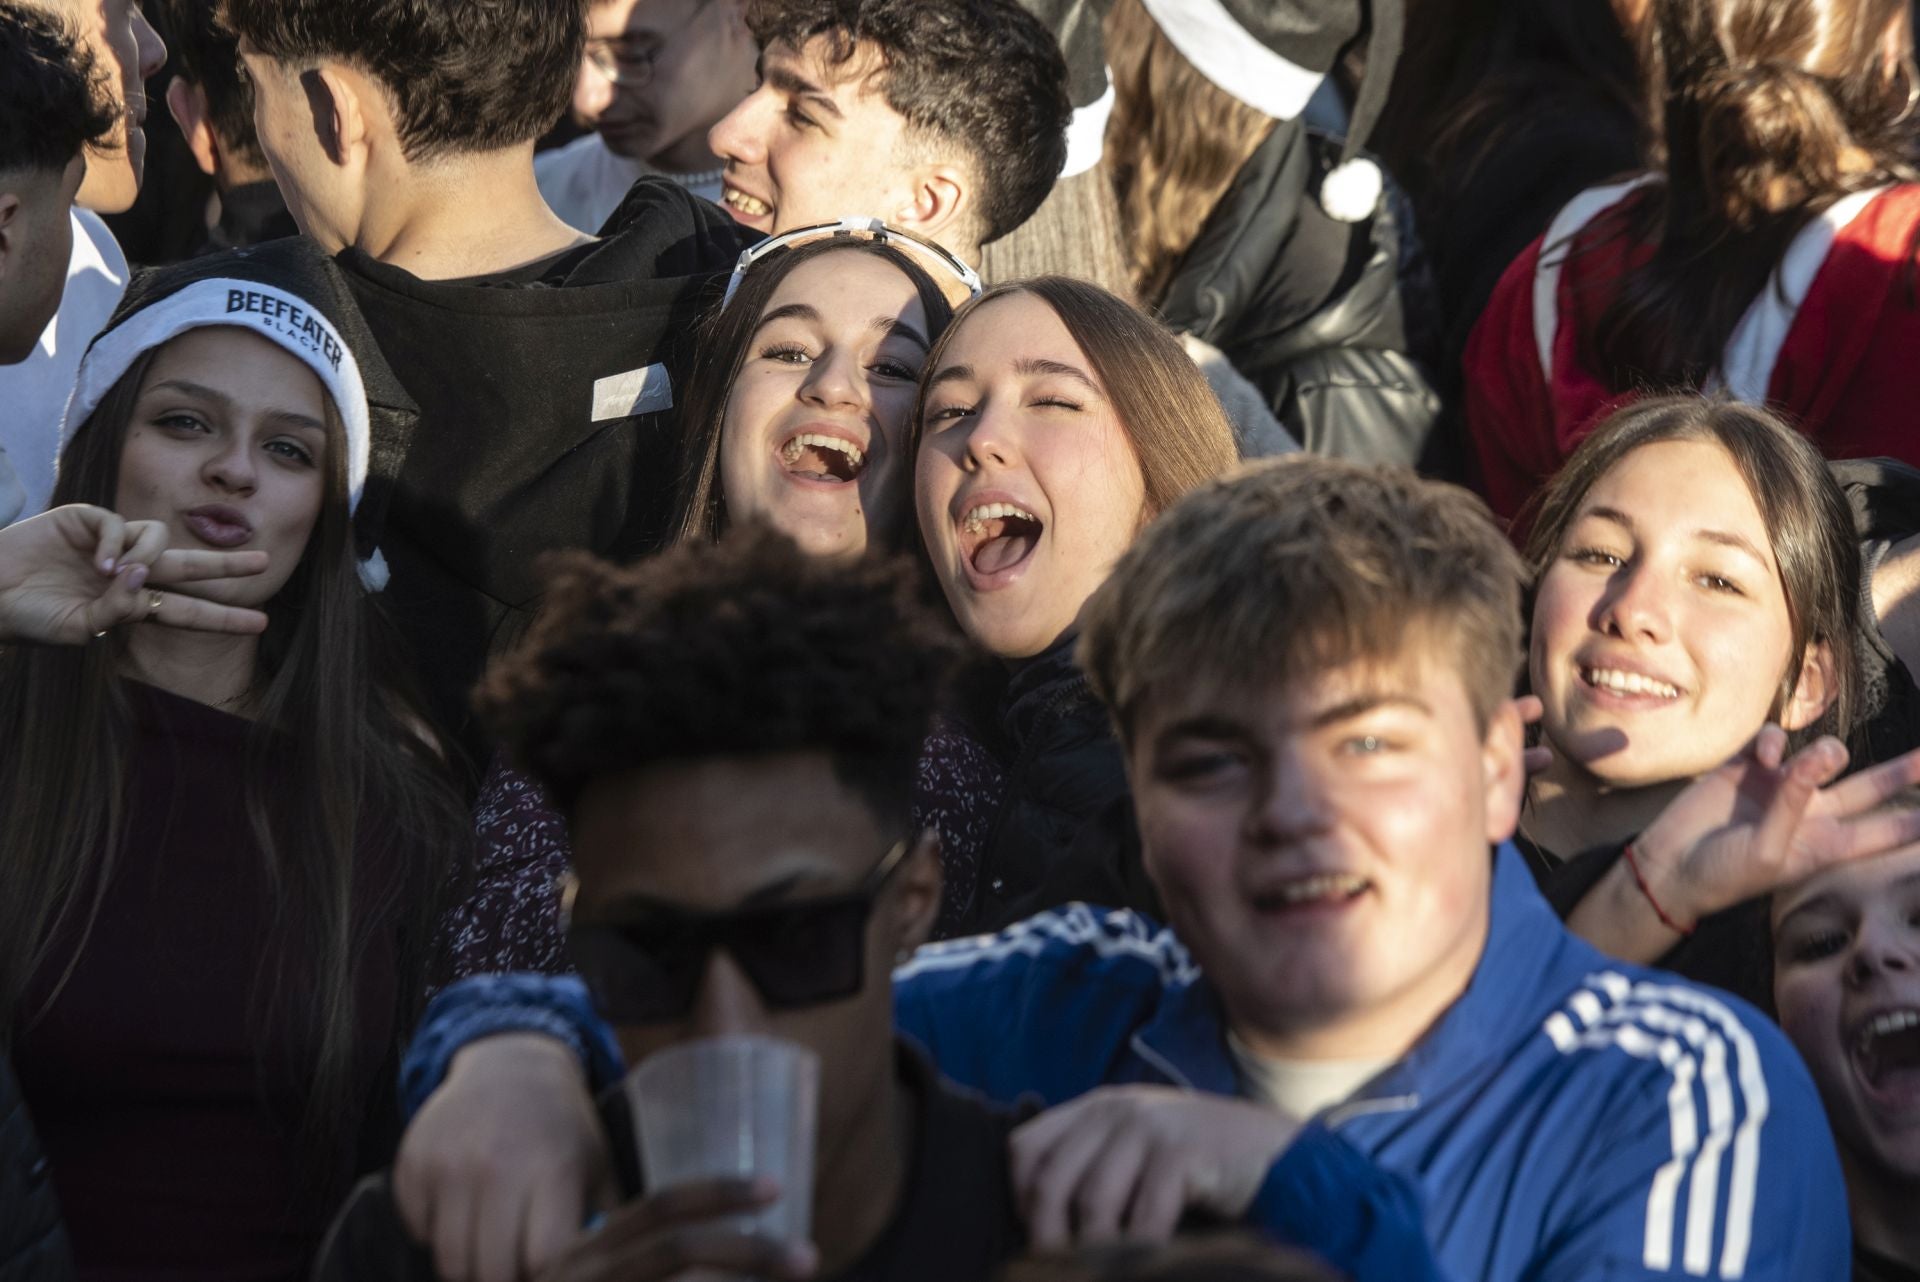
[
  {"left": 305, "top": 62, "right": 373, "bottom": 169},
  {"left": 1482, "top": 696, "right": 1527, "bottom": 845},
  {"left": 886, "top": 829, "right": 944, "bottom": 963},
  {"left": 893, "top": 165, "right": 969, "bottom": 251},
  {"left": 165, "top": 77, "right": 222, "bottom": 178},
  {"left": 1780, "top": 640, "right": 1838, "bottom": 732}
]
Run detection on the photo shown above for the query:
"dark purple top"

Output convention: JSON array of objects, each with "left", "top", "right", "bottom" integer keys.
[{"left": 11, "top": 683, "right": 406, "bottom": 1282}]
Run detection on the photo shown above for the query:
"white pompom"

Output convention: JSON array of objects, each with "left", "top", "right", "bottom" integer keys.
[
  {"left": 1320, "top": 156, "right": 1383, "bottom": 223},
  {"left": 358, "top": 546, "right": 390, "bottom": 593}
]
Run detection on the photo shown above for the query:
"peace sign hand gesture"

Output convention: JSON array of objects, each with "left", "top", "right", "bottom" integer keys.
[{"left": 0, "top": 504, "right": 270, "bottom": 645}]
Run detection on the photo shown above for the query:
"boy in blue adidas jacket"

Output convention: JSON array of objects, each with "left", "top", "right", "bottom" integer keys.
[{"left": 400, "top": 458, "right": 1848, "bottom": 1280}]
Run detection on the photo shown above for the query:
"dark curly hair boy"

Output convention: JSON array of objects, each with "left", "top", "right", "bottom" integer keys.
[{"left": 475, "top": 524, "right": 958, "bottom": 827}]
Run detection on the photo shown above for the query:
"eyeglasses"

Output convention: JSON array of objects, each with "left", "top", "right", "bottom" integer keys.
[
  {"left": 563, "top": 839, "right": 910, "bottom": 1024},
  {"left": 582, "top": 3, "right": 708, "bottom": 90},
  {"left": 720, "top": 216, "right": 985, "bottom": 310}
]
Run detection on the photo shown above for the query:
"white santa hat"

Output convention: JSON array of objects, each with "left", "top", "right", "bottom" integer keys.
[{"left": 1138, "top": 0, "right": 1404, "bottom": 223}]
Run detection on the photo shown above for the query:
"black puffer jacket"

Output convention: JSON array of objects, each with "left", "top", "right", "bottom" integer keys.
[
  {"left": 1158, "top": 120, "right": 1450, "bottom": 474},
  {"left": 0, "top": 1058, "right": 72, "bottom": 1282},
  {"left": 955, "top": 638, "right": 1134, "bottom": 935}
]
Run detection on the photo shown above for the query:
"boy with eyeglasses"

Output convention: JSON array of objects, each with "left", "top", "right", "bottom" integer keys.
[
  {"left": 537, "top": 0, "right": 756, "bottom": 232},
  {"left": 315, "top": 528, "right": 1030, "bottom": 1282}
]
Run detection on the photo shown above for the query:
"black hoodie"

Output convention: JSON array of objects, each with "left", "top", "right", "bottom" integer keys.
[{"left": 334, "top": 180, "right": 752, "bottom": 768}]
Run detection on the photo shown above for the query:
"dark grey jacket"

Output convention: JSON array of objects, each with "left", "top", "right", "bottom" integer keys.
[{"left": 1159, "top": 121, "right": 1451, "bottom": 474}]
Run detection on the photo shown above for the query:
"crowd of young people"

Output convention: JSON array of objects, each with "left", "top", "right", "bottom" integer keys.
[{"left": 4, "top": 0, "right": 1920, "bottom": 1279}]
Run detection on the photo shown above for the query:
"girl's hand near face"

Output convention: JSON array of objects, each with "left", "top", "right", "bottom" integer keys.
[
  {"left": 1569, "top": 726, "right": 1920, "bottom": 961},
  {"left": 0, "top": 504, "right": 271, "bottom": 644}
]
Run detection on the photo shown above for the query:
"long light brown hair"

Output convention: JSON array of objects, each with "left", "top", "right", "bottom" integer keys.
[
  {"left": 1102, "top": 0, "right": 1277, "bottom": 307},
  {"left": 910, "top": 275, "right": 1240, "bottom": 518},
  {"left": 0, "top": 341, "right": 469, "bottom": 1193},
  {"left": 1596, "top": 0, "right": 1920, "bottom": 388}
]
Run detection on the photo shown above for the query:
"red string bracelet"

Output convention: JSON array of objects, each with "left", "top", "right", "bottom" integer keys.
[{"left": 1623, "top": 842, "right": 1694, "bottom": 937}]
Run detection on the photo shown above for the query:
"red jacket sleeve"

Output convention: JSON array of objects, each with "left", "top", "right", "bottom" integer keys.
[{"left": 1462, "top": 233, "right": 1560, "bottom": 523}]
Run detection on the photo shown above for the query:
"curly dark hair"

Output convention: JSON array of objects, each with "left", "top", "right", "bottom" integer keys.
[
  {"left": 217, "top": 0, "right": 581, "bottom": 161},
  {"left": 149, "top": 0, "right": 266, "bottom": 167},
  {"left": 746, "top": 0, "right": 1071, "bottom": 244},
  {"left": 476, "top": 526, "right": 960, "bottom": 827},
  {"left": 0, "top": 0, "right": 118, "bottom": 175}
]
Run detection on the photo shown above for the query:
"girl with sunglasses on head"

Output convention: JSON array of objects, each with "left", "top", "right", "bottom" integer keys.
[
  {"left": 0, "top": 248, "right": 472, "bottom": 1281},
  {"left": 463, "top": 223, "right": 977, "bottom": 974},
  {"left": 912, "top": 276, "right": 1240, "bottom": 933},
  {"left": 1515, "top": 396, "right": 1920, "bottom": 1009}
]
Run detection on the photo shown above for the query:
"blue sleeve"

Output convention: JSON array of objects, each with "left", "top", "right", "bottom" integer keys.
[
  {"left": 398, "top": 974, "right": 624, "bottom": 1119},
  {"left": 1527, "top": 1003, "right": 1852, "bottom": 1281},
  {"left": 892, "top": 906, "right": 1186, "bottom": 1107},
  {"left": 1247, "top": 1123, "right": 1453, "bottom": 1282}
]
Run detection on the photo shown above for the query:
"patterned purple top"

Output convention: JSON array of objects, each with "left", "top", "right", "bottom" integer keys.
[{"left": 442, "top": 721, "right": 1013, "bottom": 980}]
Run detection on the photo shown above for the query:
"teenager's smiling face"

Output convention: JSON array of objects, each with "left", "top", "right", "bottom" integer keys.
[
  {"left": 718, "top": 249, "right": 932, "bottom": 559},
  {"left": 113, "top": 327, "right": 331, "bottom": 608},
  {"left": 1530, "top": 439, "right": 1828, "bottom": 789},
  {"left": 915, "top": 291, "right": 1146, "bottom": 659},
  {"left": 1128, "top": 651, "right": 1525, "bottom": 1059},
  {"left": 1774, "top": 851, "right": 1920, "bottom": 1186},
  {"left": 707, "top": 37, "right": 918, "bottom": 236}
]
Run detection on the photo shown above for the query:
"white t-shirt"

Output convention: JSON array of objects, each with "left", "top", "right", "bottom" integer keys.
[
  {"left": 535, "top": 132, "right": 724, "bottom": 234},
  {"left": 1227, "top": 1030, "right": 1391, "bottom": 1121},
  {"left": 0, "top": 207, "right": 128, "bottom": 523}
]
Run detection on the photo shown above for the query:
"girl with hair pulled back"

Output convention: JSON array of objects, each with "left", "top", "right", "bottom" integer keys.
[{"left": 1465, "top": 0, "right": 1920, "bottom": 520}]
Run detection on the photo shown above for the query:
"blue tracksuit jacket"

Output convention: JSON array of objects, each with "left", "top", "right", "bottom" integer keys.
[{"left": 404, "top": 846, "right": 1849, "bottom": 1281}]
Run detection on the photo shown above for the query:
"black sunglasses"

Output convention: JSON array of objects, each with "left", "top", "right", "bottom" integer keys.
[{"left": 563, "top": 839, "right": 910, "bottom": 1024}]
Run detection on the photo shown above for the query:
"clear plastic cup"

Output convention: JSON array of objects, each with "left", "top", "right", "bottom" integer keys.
[{"left": 625, "top": 1034, "right": 820, "bottom": 1250}]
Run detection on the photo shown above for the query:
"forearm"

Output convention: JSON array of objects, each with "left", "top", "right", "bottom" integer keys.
[
  {"left": 1562, "top": 854, "right": 1689, "bottom": 965},
  {"left": 400, "top": 973, "right": 617, "bottom": 1117}
]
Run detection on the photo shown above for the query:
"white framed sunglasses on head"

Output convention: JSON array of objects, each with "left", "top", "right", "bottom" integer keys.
[{"left": 720, "top": 216, "right": 985, "bottom": 310}]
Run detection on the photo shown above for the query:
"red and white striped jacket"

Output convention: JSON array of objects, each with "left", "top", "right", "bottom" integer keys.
[{"left": 1464, "top": 178, "right": 1920, "bottom": 520}]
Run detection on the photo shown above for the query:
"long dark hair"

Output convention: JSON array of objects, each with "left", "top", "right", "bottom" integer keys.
[
  {"left": 1522, "top": 395, "right": 1871, "bottom": 751},
  {"left": 669, "top": 238, "right": 957, "bottom": 547},
  {"left": 0, "top": 340, "right": 469, "bottom": 1191},
  {"left": 1374, "top": 0, "right": 1638, "bottom": 210},
  {"left": 1595, "top": 0, "right": 1920, "bottom": 389}
]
